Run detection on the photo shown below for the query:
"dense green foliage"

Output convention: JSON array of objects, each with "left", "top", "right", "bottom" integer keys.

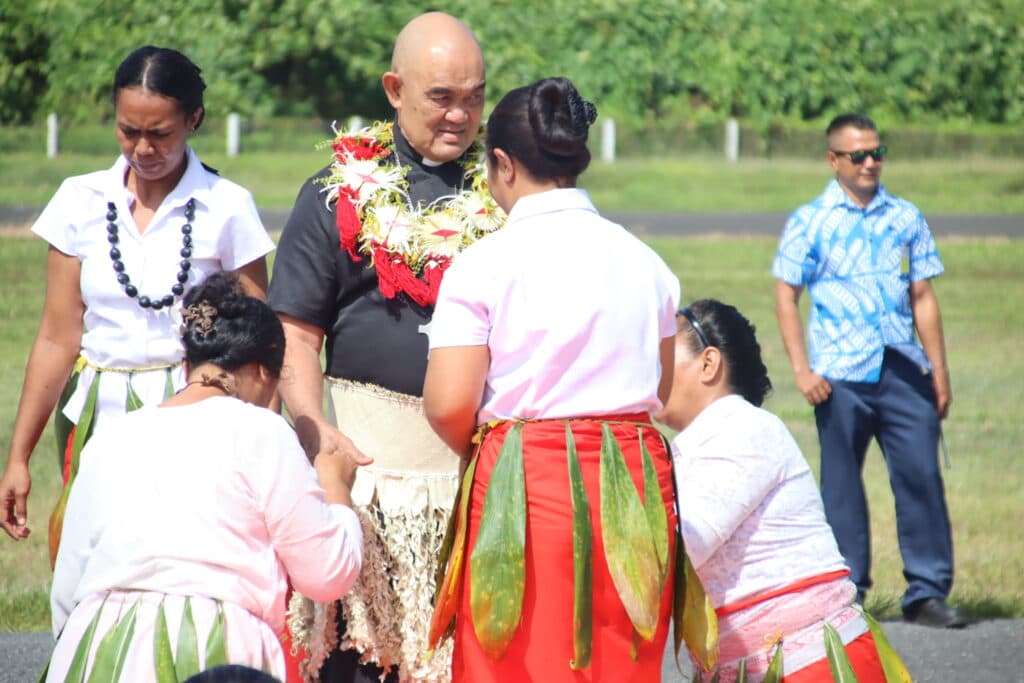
[{"left": 2, "top": 1, "right": 1023, "bottom": 126}]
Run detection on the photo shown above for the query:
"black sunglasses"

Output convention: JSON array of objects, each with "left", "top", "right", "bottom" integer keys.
[
  {"left": 831, "top": 145, "right": 887, "bottom": 164},
  {"left": 678, "top": 307, "right": 711, "bottom": 350}
]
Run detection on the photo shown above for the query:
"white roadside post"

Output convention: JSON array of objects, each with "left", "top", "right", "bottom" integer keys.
[
  {"left": 725, "top": 118, "right": 739, "bottom": 163},
  {"left": 227, "top": 113, "right": 241, "bottom": 157},
  {"left": 601, "top": 118, "right": 615, "bottom": 163},
  {"left": 47, "top": 113, "right": 58, "bottom": 158}
]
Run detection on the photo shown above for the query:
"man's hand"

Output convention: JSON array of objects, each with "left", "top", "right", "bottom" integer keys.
[
  {"left": 0, "top": 462, "right": 32, "bottom": 540},
  {"left": 932, "top": 367, "right": 952, "bottom": 420},
  {"left": 295, "top": 416, "right": 372, "bottom": 470},
  {"left": 795, "top": 368, "right": 832, "bottom": 406}
]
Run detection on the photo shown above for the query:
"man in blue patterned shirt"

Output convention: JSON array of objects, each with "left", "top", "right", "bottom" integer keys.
[{"left": 772, "top": 113, "right": 966, "bottom": 628}]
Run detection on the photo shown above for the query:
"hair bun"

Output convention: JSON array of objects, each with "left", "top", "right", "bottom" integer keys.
[{"left": 567, "top": 90, "right": 597, "bottom": 135}]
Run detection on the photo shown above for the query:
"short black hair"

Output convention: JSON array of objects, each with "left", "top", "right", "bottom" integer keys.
[
  {"left": 181, "top": 273, "right": 285, "bottom": 377},
  {"left": 826, "top": 113, "right": 877, "bottom": 138},
  {"left": 486, "top": 77, "right": 596, "bottom": 183},
  {"left": 113, "top": 46, "right": 207, "bottom": 131},
  {"left": 678, "top": 299, "right": 772, "bottom": 407},
  {"left": 183, "top": 665, "right": 281, "bottom": 683}
]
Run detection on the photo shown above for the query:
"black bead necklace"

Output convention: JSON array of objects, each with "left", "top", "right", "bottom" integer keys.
[{"left": 106, "top": 198, "right": 194, "bottom": 310}]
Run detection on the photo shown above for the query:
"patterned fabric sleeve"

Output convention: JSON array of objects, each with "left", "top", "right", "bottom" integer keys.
[
  {"left": 772, "top": 211, "right": 815, "bottom": 286},
  {"left": 907, "top": 210, "right": 944, "bottom": 282}
]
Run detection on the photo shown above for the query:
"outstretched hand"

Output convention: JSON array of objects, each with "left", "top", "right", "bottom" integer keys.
[
  {"left": 0, "top": 461, "right": 32, "bottom": 540},
  {"left": 295, "top": 416, "right": 372, "bottom": 490}
]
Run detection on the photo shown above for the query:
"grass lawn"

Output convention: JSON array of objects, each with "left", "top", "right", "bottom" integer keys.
[
  {"left": 1, "top": 150, "right": 1023, "bottom": 214},
  {"left": 1, "top": 232, "right": 1022, "bottom": 631}
]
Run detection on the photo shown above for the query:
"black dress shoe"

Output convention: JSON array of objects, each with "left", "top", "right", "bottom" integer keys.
[{"left": 902, "top": 598, "right": 969, "bottom": 628}]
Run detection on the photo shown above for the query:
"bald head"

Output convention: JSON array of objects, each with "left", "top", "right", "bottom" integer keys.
[
  {"left": 391, "top": 12, "right": 481, "bottom": 74},
  {"left": 382, "top": 12, "right": 486, "bottom": 163}
]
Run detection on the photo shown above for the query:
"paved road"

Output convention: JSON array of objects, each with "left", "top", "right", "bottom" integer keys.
[
  {"left": 5, "top": 618, "right": 1023, "bottom": 682},
  {"left": 1, "top": 207, "right": 1022, "bottom": 238}
]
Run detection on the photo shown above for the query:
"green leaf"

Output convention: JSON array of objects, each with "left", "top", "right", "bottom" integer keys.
[
  {"left": 639, "top": 429, "right": 669, "bottom": 585},
  {"left": 565, "top": 423, "right": 592, "bottom": 670},
  {"left": 469, "top": 422, "right": 527, "bottom": 659},
  {"left": 862, "top": 607, "right": 913, "bottom": 682},
  {"left": 204, "top": 602, "right": 227, "bottom": 669},
  {"left": 708, "top": 669, "right": 721, "bottom": 683},
  {"left": 823, "top": 622, "right": 859, "bottom": 682},
  {"left": 63, "top": 596, "right": 105, "bottom": 683},
  {"left": 69, "top": 372, "right": 100, "bottom": 480},
  {"left": 671, "top": 528, "right": 687, "bottom": 672},
  {"left": 174, "top": 598, "right": 200, "bottom": 680},
  {"left": 164, "top": 368, "right": 176, "bottom": 400},
  {"left": 87, "top": 600, "right": 138, "bottom": 683},
  {"left": 599, "top": 423, "right": 661, "bottom": 641},
  {"left": 125, "top": 376, "right": 144, "bottom": 412},
  {"left": 153, "top": 600, "right": 177, "bottom": 683},
  {"left": 736, "top": 656, "right": 748, "bottom": 683},
  {"left": 762, "top": 641, "right": 784, "bottom": 683}
]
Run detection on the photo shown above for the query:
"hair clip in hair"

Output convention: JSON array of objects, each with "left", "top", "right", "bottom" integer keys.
[
  {"left": 567, "top": 90, "right": 598, "bottom": 135},
  {"left": 182, "top": 301, "right": 218, "bottom": 337}
]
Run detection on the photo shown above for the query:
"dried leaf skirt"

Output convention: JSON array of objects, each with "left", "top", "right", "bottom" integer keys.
[
  {"left": 449, "top": 416, "right": 676, "bottom": 682},
  {"left": 289, "top": 378, "right": 459, "bottom": 682}
]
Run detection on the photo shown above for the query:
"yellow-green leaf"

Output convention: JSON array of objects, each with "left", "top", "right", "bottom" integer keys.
[
  {"left": 470, "top": 423, "right": 527, "bottom": 658},
  {"left": 762, "top": 642, "right": 783, "bottom": 683},
  {"left": 126, "top": 377, "right": 144, "bottom": 412},
  {"left": 566, "top": 423, "right": 592, "bottom": 670},
  {"left": 174, "top": 598, "right": 200, "bottom": 680},
  {"left": 736, "top": 656, "right": 748, "bottom": 682},
  {"left": 64, "top": 596, "right": 106, "bottom": 683},
  {"left": 682, "top": 553, "right": 718, "bottom": 671},
  {"left": 671, "top": 529, "right": 687, "bottom": 673},
  {"left": 428, "top": 451, "right": 480, "bottom": 650},
  {"left": 599, "top": 423, "right": 661, "bottom": 640},
  {"left": 69, "top": 372, "right": 100, "bottom": 480},
  {"left": 824, "top": 622, "right": 858, "bottom": 682},
  {"left": 862, "top": 607, "right": 913, "bottom": 682},
  {"left": 204, "top": 602, "right": 227, "bottom": 669},
  {"left": 639, "top": 429, "right": 669, "bottom": 586},
  {"left": 163, "top": 367, "right": 176, "bottom": 400},
  {"left": 87, "top": 600, "right": 138, "bottom": 683},
  {"left": 153, "top": 600, "right": 177, "bottom": 683}
]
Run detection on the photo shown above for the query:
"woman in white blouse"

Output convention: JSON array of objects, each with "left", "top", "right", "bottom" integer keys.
[
  {"left": 0, "top": 46, "right": 273, "bottom": 556},
  {"left": 424, "top": 78, "right": 679, "bottom": 681},
  {"left": 47, "top": 273, "right": 363, "bottom": 682},
  {"left": 659, "top": 299, "right": 901, "bottom": 682}
]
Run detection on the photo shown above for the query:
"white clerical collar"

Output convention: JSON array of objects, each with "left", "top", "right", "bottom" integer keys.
[{"left": 421, "top": 156, "right": 444, "bottom": 167}]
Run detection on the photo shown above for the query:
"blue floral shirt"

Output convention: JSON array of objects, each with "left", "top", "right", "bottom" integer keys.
[{"left": 772, "top": 180, "right": 943, "bottom": 382}]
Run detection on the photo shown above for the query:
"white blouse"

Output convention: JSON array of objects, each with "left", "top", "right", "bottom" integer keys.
[
  {"left": 429, "top": 188, "right": 679, "bottom": 422},
  {"left": 670, "top": 395, "right": 848, "bottom": 608},
  {"left": 51, "top": 397, "right": 363, "bottom": 636},
  {"left": 31, "top": 148, "right": 274, "bottom": 423}
]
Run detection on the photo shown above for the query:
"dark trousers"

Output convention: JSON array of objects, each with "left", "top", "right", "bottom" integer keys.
[
  {"left": 815, "top": 349, "right": 954, "bottom": 610},
  {"left": 318, "top": 613, "right": 398, "bottom": 683}
]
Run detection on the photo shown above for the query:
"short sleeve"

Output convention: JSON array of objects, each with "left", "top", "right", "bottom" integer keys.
[
  {"left": 267, "top": 170, "right": 341, "bottom": 330},
  {"left": 772, "top": 212, "right": 814, "bottom": 286},
  {"left": 429, "top": 247, "right": 492, "bottom": 348},
  {"left": 31, "top": 178, "right": 83, "bottom": 256},
  {"left": 214, "top": 187, "right": 275, "bottom": 271},
  {"left": 655, "top": 253, "right": 681, "bottom": 339},
  {"left": 907, "top": 211, "right": 944, "bottom": 283}
]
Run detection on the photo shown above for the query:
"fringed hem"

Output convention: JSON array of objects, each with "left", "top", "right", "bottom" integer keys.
[{"left": 289, "top": 501, "right": 455, "bottom": 683}]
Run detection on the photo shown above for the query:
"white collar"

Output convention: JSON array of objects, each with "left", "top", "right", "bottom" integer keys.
[
  {"left": 84, "top": 147, "right": 213, "bottom": 211},
  {"left": 505, "top": 187, "right": 597, "bottom": 224}
]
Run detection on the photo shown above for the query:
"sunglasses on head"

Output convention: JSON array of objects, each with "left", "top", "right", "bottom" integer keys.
[
  {"left": 678, "top": 307, "right": 711, "bottom": 350},
  {"left": 831, "top": 145, "right": 887, "bottom": 164}
]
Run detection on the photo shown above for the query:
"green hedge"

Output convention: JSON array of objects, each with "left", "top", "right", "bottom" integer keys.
[{"left": 2, "top": 1, "right": 1023, "bottom": 127}]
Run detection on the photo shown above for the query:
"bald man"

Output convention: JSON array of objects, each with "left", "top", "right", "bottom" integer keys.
[{"left": 267, "top": 12, "right": 492, "bottom": 683}]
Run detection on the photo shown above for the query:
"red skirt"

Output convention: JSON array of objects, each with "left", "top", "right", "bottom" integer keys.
[{"left": 452, "top": 416, "right": 676, "bottom": 682}]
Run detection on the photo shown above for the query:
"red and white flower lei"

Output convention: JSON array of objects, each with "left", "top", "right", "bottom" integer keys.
[{"left": 320, "top": 120, "right": 505, "bottom": 306}]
